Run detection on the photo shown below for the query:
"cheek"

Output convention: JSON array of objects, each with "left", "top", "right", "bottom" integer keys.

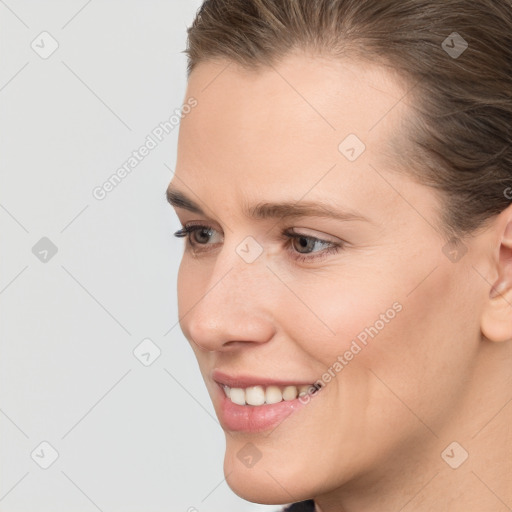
[
  {"left": 283, "top": 266, "right": 405, "bottom": 368},
  {"left": 335, "top": 260, "right": 479, "bottom": 439},
  {"left": 287, "top": 245, "right": 466, "bottom": 368},
  {"left": 368, "top": 261, "right": 478, "bottom": 378},
  {"left": 287, "top": 254, "right": 478, "bottom": 433}
]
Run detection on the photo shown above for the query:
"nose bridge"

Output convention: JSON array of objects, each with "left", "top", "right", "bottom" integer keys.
[
  {"left": 186, "top": 241, "right": 275, "bottom": 350},
  {"left": 212, "top": 232, "right": 272, "bottom": 303},
  {"left": 206, "top": 242, "right": 269, "bottom": 318}
]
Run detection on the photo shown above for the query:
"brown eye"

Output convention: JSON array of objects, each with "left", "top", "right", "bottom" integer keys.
[
  {"left": 174, "top": 224, "right": 223, "bottom": 250},
  {"left": 291, "top": 235, "right": 319, "bottom": 254},
  {"left": 190, "top": 226, "right": 214, "bottom": 244},
  {"left": 284, "top": 231, "right": 344, "bottom": 263}
]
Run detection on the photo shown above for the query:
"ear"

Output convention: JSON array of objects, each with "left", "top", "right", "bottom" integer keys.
[{"left": 481, "top": 206, "right": 512, "bottom": 343}]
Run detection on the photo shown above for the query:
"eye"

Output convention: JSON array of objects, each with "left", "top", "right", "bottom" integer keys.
[
  {"left": 284, "top": 230, "right": 344, "bottom": 263},
  {"left": 173, "top": 223, "right": 222, "bottom": 251},
  {"left": 173, "top": 223, "right": 344, "bottom": 262}
]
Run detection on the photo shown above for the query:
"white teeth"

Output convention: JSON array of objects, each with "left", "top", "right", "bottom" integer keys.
[
  {"left": 282, "top": 385, "right": 298, "bottom": 401},
  {"left": 265, "top": 385, "right": 283, "bottom": 404},
  {"left": 223, "top": 383, "right": 314, "bottom": 406},
  {"left": 245, "top": 385, "right": 266, "bottom": 406},
  {"left": 229, "top": 388, "right": 246, "bottom": 405}
]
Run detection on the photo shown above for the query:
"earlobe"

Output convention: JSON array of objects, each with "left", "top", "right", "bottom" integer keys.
[
  {"left": 481, "top": 285, "right": 512, "bottom": 342},
  {"left": 480, "top": 215, "right": 512, "bottom": 343}
]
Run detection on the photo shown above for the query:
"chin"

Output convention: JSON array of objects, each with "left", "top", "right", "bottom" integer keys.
[
  {"left": 225, "top": 469, "right": 307, "bottom": 505},
  {"left": 223, "top": 444, "right": 316, "bottom": 505}
]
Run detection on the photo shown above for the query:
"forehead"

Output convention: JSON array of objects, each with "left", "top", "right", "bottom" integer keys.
[
  {"left": 174, "top": 52, "right": 423, "bottom": 226},
  {"left": 179, "top": 53, "right": 409, "bottom": 170},
  {"left": 184, "top": 52, "right": 409, "bottom": 132}
]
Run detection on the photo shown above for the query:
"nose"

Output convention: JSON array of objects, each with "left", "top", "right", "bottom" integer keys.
[{"left": 179, "top": 246, "right": 276, "bottom": 352}]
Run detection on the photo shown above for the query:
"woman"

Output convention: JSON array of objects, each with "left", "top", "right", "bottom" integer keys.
[{"left": 167, "top": 1, "right": 512, "bottom": 510}]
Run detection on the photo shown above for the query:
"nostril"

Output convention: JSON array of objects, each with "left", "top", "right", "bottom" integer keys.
[{"left": 222, "top": 339, "right": 254, "bottom": 349}]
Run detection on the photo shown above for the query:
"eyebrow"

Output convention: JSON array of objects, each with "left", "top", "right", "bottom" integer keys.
[{"left": 166, "top": 186, "right": 370, "bottom": 223}]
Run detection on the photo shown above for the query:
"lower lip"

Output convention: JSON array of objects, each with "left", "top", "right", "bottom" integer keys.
[{"left": 216, "top": 384, "right": 311, "bottom": 433}]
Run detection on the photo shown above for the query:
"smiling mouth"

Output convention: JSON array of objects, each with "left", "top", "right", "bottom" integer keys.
[{"left": 221, "top": 383, "right": 319, "bottom": 406}]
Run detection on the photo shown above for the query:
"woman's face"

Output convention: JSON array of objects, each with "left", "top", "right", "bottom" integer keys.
[{"left": 168, "top": 54, "right": 489, "bottom": 503}]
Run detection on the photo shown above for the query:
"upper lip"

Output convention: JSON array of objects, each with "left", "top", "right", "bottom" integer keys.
[{"left": 212, "top": 369, "right": 315, "bottom": 388}]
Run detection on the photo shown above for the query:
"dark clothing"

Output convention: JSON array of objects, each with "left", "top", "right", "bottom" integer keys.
[{"left": 281, "top": 500, "right": 315, "bottom": 511}]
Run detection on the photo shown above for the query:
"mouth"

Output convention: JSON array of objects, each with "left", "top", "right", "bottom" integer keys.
[
  {"left": 212, "top": 370, "right": 321, "bottom": 432},
  {"left": 221, "top": 383, "right": 317, "bottom": 406}
]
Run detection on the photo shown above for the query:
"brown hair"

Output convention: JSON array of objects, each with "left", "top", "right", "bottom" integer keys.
[{"left": 184, "top": 0, "right": 512, "bottom": 241}]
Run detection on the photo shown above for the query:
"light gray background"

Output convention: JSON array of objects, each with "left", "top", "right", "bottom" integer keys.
[{"left": 0, "top": 1, "right": 278, "bottom": 511}]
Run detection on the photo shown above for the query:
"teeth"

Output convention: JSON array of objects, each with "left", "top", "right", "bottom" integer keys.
[
  {"left": 229, "top": 388, "right": 246, "bottom": 405},
  {"left": 245, "top": 385, "right": 265, "bottom": 406},
  {"left": 282, "top": 385, "right": 298, "bottom": 401},
  {"left": 265, "top": 385, "right": 283, "bottom": 404},
  {"left": 298, "top": 385, "right": 311, "bottom": 397},
  {"left": 223, "top": 383, "right": 315, "bottom": 406}
]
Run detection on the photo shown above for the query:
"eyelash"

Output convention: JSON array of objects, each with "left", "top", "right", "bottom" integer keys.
[{"left": 173, "top": 223, "right": 344, "bottom": 263}]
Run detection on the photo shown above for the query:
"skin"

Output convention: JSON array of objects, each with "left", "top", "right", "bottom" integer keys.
[{"left": 167, "top": 52, "right": 512, "bottom": 511}]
